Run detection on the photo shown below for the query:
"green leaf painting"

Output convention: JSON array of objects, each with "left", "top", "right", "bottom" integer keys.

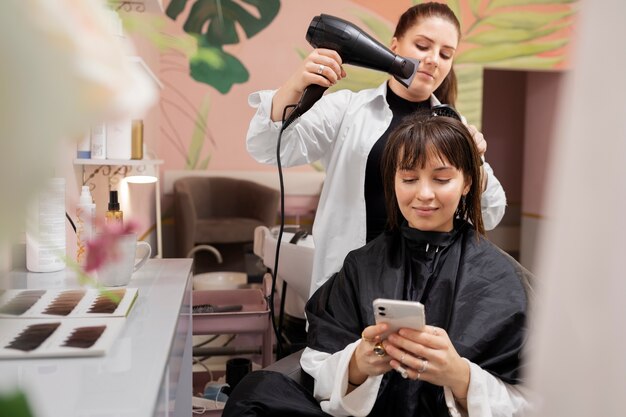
[
  {"left": 186, "top": 94, "right": 212, "bottom": 170},
  {"left": 166, "top": 0, "right": 281, "bottom": 93},
  {"left": 479, "top": 10, "right": 574, "bottom": 30},
  {"left": 489, "top": 0, "right": 576, "bottom": 7},
  {"left": 457, "top": 39, "right": 568, "bottom": 63}
]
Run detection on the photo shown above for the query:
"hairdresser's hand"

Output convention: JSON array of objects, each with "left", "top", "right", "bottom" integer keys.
[
  {"left": 348, "top": 323, "right": 393, "bottom": 387},
  {"left": 272, "top": 48, "right": 346, "bottom": 121},
  {"left": 292, "top": 48, "right": 346, "bottom": 92},
  {"left": 466, "top": 124, "right": 486, "bottom": 158},
  {"left": 384, "top": 325, "right": 470, "bottom": 402}
]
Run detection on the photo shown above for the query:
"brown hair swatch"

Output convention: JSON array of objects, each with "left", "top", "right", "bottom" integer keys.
[
  {"left": 62, "top": 325, "right": 106, "bottom": 348},
  {"left": 6, "top": 322, "right": 61, "bottom": 351},
  {"left": 0, "top": 290, "right": 46, "bottom": 315},
  {"left": 88, "top": 289, "right": 126, "bottom": 314},
  {"left": 43, "top": 290, "right": 86, "bottom": 316}
]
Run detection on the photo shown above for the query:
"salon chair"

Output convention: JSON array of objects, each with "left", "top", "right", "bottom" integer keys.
[{"left": 174, "top": 176, "right": 280, "bottom": 272}]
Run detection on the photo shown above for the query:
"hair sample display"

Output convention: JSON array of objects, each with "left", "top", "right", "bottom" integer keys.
[
  {"left": 63, "top": 325, "right": 107, "bottom": 349},
  {"left": 88, "top": 289, "right": 126, "bottom": 314},
  {"left": 43, "top": 290, "right": 86, "bottom": 316},
  {"left": 0, "top": 290, "right": 46, "bottom": 315},
  {"left": 5, "top": 322, "right": 61, "bottom": 351}
]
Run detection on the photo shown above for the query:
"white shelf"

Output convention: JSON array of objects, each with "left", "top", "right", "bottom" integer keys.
[{"left": 74, "top": 158, "right": 163, "bottom": 166}]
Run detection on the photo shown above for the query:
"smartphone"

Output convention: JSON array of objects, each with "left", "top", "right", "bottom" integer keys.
[{"left": 373, "top": 298, "right": 425, "bottom": 339}]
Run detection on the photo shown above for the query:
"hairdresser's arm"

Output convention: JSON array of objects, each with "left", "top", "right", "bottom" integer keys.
[
  {"left": 479, "top": 162, "right": 506, "bottom": 230},
  {"left": 301, "top": 344, "right": 383, "bottom": 417},
  {"left": 443, "top": 361, "right": 532, "bottom": 417},
  {"left": 465, "top": 124, "right": 506, "bottom": 230},
  {"left": 270, "top": 48, "right": 346, "bottom": 122},
  {"left": 247, "top": 86, "right": 352, "bottom": 167}
]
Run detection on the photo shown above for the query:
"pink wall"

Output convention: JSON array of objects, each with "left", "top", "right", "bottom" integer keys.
[
  {"left": 156, "top": 0, "right": 391, "bottom": 173},
  {"left": 523, "top": 71, "right": 565, "bottom": 217},
  {"left": 482, "top": 69, "right": 527, "bottom": 210}
]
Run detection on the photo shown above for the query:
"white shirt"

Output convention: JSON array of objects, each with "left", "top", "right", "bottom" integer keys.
[
  {"left": 300, "top": 343, "right": 532, "bottom": 417},
  {"left": 246, "top": 82, "right": 506, "bottom": 296}
]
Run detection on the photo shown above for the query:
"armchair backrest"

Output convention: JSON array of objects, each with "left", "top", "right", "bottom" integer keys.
[{"left": 174, "top": 176, "right": 280, "bottom": 223}]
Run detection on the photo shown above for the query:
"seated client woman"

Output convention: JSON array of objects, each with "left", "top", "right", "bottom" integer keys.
[{"left": 223, "top": 112, "right": 531, "bottom": 417}]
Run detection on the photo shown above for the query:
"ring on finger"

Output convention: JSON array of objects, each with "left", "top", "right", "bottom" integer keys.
[
  {"left": 317, "top": 64, "right": 325, "bottom": 75},
  {"left": 373, "top": 342, "right": 386, "bottom": 357},
  {"left": 419, "top": 359, "right": 429, "bottom": 373},
  {"left": 400, "top": 353, "right": 406, "bottom": 364},
  {"left": 396, "top": 365, "right": 408, "bottom": 379}
]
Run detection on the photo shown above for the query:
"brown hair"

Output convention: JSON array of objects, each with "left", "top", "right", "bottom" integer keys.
[
  {"left": 393, "top": 2, "right": 461, "bottom": 106},
  {"left": 381, "top": 111, "right": 484, "bottom": 234}
]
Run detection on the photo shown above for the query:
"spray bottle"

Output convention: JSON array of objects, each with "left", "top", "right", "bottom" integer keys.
[
  {"left": 76, "top": 186, "right": 96, "bottom": 266},
  {"left": 105, "top": 190, "right": 123, "bottom": 226}
]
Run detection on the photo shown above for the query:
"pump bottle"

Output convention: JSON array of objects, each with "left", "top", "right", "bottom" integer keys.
[{"left": 76, "top": 186, "right": 96, "bottom": 265}]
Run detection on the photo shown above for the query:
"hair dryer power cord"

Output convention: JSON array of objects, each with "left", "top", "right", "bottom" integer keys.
[{"left": 267, "top": 104, "right": 298, "bottom": 360}]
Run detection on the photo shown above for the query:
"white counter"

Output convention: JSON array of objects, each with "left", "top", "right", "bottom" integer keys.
[{"left": 0, "top": 259, "right": 193, "bottom": 417}]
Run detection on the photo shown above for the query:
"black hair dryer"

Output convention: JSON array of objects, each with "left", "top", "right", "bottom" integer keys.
[{"left": 283, "top": 14, "right": 420, "bottom": 128}]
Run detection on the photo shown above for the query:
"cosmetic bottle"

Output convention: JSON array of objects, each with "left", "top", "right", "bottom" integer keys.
[
  {"left": 26, "top": 178, "right": 66, "bottom": 272},
  {"left": 76, "top": 186, "right": 96, "bottom": 266},
  {"left": 77, "top": 132, "right": 91, "bottom": 159},
  {"left": 131, "top": 120, "right": 143, "bottom": 160},
  {"left": 90, "top": 124, "right": 106, "bottom": 160},
  {"left": 105, "top": 190, "right": 123, "bottom": 226},
  {"left": 106, "top": 119, "right": 132, "bottom": 160}
]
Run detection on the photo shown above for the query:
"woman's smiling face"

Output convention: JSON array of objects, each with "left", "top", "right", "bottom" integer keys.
[{"left": 395, "top": 149, "right": 470, "bottom": 232}]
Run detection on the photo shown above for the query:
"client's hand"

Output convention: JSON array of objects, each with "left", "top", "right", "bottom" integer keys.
[
  {"left": 384, "top": 325, "right": 470, "bottom": 401},
  {"left": 348, "top": 323, "right": 393, "bottom": 386}
]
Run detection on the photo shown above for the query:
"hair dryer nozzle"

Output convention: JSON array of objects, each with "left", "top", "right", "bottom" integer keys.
[{"left": 306, "top": 14, "right": 419, "bottom": 88}]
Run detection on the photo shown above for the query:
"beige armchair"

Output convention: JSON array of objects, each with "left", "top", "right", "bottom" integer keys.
[{"left": 174, "top": 177, "right": 280, "bottom": 269}]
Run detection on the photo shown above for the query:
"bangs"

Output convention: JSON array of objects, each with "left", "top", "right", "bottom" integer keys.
[{"left": 394, "top": 120, "right": 466, "bottom": 173}]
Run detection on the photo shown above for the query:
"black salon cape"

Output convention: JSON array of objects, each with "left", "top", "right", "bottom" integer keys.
[
  {"left": 305, "top": 221, "right": 529, "bottom": 417},
  {"left": 221, "top": 221, "right": 530, "bottom": 417}
]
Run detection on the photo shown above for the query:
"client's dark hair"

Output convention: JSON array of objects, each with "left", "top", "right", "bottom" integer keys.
[{"left": 381, "top": 111, "right": 484, "bottom": 234}]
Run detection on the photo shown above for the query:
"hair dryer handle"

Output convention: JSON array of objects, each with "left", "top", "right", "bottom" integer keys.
[{"left": 282, "top": 84, "right": 328, "bottom": 128}]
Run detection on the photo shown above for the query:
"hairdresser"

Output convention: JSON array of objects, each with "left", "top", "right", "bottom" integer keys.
[{"left": 246, "top": 2, "right": 506, "bottom": 295}]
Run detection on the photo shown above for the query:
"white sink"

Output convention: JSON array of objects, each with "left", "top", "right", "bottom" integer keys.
[{"left": 193, "top": 271, "right": 248, "bottom": 291}]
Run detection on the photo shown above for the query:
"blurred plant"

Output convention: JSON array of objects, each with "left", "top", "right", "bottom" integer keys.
[
  {"left": 0, "top": 391, "right": 34, "bottom": 417},
  {"left": 66, "top": 220, "right": 139, "bottom": 303},
  {"left": 165, "top": 0, "right": 281, "bottom": 93}
]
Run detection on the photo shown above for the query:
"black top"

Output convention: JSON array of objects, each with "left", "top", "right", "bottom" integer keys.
[
  {"left": 364, "top": 85, "right": 430, "bottom": 242},
  {"left": 306, "top": 221, "right": 530, "bottom": 417}
]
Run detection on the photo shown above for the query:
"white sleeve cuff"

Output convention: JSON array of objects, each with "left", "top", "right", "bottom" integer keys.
[{"left": 301, "top": 341, "right": 383, "bottom": 417}]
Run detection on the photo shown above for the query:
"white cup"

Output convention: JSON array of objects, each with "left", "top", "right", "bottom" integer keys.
[{"left": 95, "top": 233, "right": 151, "bottom": 287}]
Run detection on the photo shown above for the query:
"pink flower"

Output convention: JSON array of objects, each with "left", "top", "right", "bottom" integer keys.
[{"left": 84, "top": 220, "right": 139, "bottom": 273}]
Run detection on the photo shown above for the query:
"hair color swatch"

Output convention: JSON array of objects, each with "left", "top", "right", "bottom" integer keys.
[
  {"left": 63, "top": 325, "right": 106, "bottom": 348},
  {"left": 88, "top": 289, "right": 126, "bottom": 314},
  {"left": 43, "top": 290, "right": 86, "bottom": 316},
  {"left": 5, "top": 322, "right": 61, "bottom": 351},
  {"left": 0, "top": 318, "right": 125, "bottom": 358},
  {"left": 0, "top": 290, "right": 46, "bottom": 315},
  {"left": 0, "top": 288, "right": 138, "bottom": 318}
]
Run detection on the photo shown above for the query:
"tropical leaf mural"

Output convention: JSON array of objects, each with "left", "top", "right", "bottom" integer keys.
[{"left": 165, "top": 0, "right": 281, "bottom": 93}]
